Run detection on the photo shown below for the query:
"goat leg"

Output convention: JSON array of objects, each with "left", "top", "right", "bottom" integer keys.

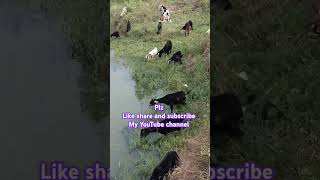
[{"left": 170, "top": 105, "right": 174, "bottom": 113}]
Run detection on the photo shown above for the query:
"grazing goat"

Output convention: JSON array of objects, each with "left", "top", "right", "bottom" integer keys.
[
  {"left": 110, "top": 31, "right": 120, "bottom": 38},
  {"left": 168, "top": 51, "right": 183, "bottom": 64},
  {"left": 120, "top": 7, "right": 127, "bottom": 17},
  {"left": 159, "top": 5, "right": 172, "bottom": 22},
  {"left": 145, "top": 47, "right": 158, "bottom": 59},
  {"left": 150, "top": 91, "right": 187, "bottom": 113},
  {"left": 211, "top": 93, "right": 244, "bottom": 137},
  {"left": 163, "top": 10, "right": 172, "bottom": 22},
  {"left": 157, "top": 21, "right": 162, "bottom": 35},
  {"left": 126, "top": 20, "right": 131, "bottom": 33},
  {"left": 140, "top": 118, "right": 186, "bottom": 138},
  {"left": 158, "top": 40, "right": 172, "bottom": 57},
  {"left": 181, "top": 21, "right": 192, "bottom": 36},
  {"left": 149, "top": 151, "right": 180, "bottom": 180}
]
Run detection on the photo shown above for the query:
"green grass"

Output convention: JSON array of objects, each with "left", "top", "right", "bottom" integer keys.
[
  {"left": 213, "top": 0, "right": 320, "bottom": 179},
  {"left": 111, "top": 0, "right": 210, "bottom": 179}
]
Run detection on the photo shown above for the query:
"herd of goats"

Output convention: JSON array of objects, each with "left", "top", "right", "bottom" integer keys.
[
  {"left": 111, "top": 5, "right": 210, "bottom": 65},
  {"left": 110, "top": 4, "right": 212, "bottom": 180}
]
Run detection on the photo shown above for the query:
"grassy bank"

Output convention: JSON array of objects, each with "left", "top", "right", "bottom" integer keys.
[
  {"left": 213, "top": 0, "right": 320, "bottom": 179},
  {"left": 111, "top": 0, "right": 210, "bottom": 179}
]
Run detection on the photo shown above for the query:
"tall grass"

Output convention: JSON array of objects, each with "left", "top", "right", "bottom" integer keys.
[{"left": 213, "top": 0, "right": 320, "bottom": 179}]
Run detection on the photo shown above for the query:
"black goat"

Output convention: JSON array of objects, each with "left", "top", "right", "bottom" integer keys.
[
  {"left": 158, "top": 40, "right": 172, "bottom": 57},
  {"left": 211, "top": 93, "right": 244, "bottom": 137},
  {"left": 126, "top": 20, "right": 131, "bottom": 33},
  {"left": 140, "top": 118, "right": 185, "bottom": 138},
  {"left": 150, "top": 91, "right": 187, "bottom": 113},
  {"left": 111, "top": 31, "right": 120, "bottom": 38},
  {"left": 181, "top": 21, "right": 192, "bottom": 36},
  {"left": 149, "top": 151, "right": 180, "bottom": 180},
  {"left": 157, "top": 21, "right": 162, "bottom": 35},
  {"left": 168, "top": 51, "right": 183, "bottom": 64}
]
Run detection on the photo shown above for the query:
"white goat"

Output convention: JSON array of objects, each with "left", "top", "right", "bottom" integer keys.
[
  {"left": 145, "top": 47, "right": 158, "bottom": 59},
  {"left": 120, "top": 7, "right": 127, "bottom": 17},
  {"left": 159, "top": 5, "right": 172, "bottom": 22}
]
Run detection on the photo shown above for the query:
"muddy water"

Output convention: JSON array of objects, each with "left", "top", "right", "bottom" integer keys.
[
  {"left": 110, "top": 50, "right": 168, "bottom": 179},
  {"left": 0, "top": 2, "right": 104, "bottom": 179},
  {"left": 110, "top": 50, "right": 145, "bottom": 178}
]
